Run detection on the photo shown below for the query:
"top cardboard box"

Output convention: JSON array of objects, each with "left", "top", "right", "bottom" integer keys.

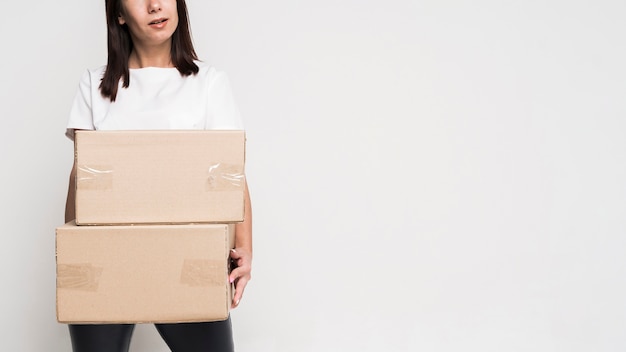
[{"left": 74, "top": 130, "right": 245, "bottom": 225}]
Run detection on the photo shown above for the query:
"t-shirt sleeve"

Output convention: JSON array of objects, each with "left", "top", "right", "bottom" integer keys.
[
  {"left": 66, "top": 69, "right": 96, "bottom": 140},
  {"left": 205, "top": 71, "right": 244, "bottom": 130}
]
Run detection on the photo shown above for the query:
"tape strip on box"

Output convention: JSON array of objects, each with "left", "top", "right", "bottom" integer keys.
[{"left": 57, "top": 264, "right": 103, "bottom": 291}]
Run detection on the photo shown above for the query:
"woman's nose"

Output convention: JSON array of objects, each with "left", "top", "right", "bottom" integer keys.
[{"left": 148, "top": 0, "right": 161, "bottom": 13}]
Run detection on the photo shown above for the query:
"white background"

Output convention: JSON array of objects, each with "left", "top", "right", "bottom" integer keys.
[{"left": 1, "top": 0, "right": 625, "bottom": 351}]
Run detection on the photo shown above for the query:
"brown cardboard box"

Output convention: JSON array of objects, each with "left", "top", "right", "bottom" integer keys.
[
  {"left": 56, "top": 221, "right": 235, "bottom": 324},
  {"left": 74, "top": 130, "right": 246, "bottom": 225}
]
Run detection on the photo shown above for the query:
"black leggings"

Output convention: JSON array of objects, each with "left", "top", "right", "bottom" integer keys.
[{"left": 68, "top": 318, "right": 234, "bottom": 352}]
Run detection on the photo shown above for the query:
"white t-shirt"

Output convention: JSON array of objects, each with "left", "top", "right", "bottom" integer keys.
[{"left": 66, "top": 61, "right": 243, "bottom": 139}]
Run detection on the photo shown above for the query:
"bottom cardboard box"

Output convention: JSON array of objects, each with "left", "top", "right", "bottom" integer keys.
[{"left": 56, "top": 221, "right": 235, "bottom": 324}]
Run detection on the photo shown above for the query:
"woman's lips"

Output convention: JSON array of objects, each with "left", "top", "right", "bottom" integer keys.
[{"left": 149, "top": 18, "right": 168, "bottom": 28}]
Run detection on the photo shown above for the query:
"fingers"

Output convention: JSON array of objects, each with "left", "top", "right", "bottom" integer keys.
[
  {"left": 228, "top": 248, "right": 252, "bottom": 308},
  {"left": 229, "top": 248, "right": 243, "bottom": 260},
  {"left": 231, "top": 275, "right": 250, "bottom": 308}
]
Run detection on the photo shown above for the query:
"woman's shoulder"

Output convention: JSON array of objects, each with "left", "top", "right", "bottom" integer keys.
[
  {"left": 81, "top": 64, "right": 107, "bottom": 78},
  {"left": 194, "top": 60, "right": 230, "bottom": 81},
  {"left": 70, "top": 65, "right": 106, "bottom": 96},
  {"left": 196, "top": 61, "right": 229, "bottom": 85},
  {"left": 76, "top": 65, "right": 107, "bottom": 86}
]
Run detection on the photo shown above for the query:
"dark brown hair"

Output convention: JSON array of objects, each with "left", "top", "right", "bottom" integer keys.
[{"left": 100, "top": 0, "right": 199, "bottom": 101}]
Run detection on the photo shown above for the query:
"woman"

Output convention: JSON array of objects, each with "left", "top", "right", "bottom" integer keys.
[{"left": 63, "top": 1, "right": 252, "bottom": 351}]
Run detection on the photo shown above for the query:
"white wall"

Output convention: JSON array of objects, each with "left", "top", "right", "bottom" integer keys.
[{"left": 1, "top": 0, "right": 625, "bottom": 351}]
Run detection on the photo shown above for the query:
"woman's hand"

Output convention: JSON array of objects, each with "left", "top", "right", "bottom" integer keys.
[
  {"left": 229, "top": 248, "right": 252, "bottom": 308},
  {"left": 230, "top": 180, "right": 252, "bottom": 308}
]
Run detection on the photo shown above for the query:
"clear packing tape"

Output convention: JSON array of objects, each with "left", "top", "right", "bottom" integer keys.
[
  {"left": 205, "top": 163, "right": 245, "bottom": 191},
  {"left": 76, "top": 162, "right": 244, "bottom": 191},
  {"left": 180, "top": 259, "right": 224, "bottom": 287},
  {"left": 76, "top": 165, "right": 114, "bottom": 190},
  {"left": 57, "top": 264, "right": 103, "bottom": 291},
  {"left": 58, "top": 260, "right": 224, "bottom": 291}
]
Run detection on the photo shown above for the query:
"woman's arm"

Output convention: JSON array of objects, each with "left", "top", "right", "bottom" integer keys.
[
  {"left": 64, "top": 161, "right": 77, "bottom": 223},
  {"left": 229, "top": 179, "right": 252, "bottom": 308}
]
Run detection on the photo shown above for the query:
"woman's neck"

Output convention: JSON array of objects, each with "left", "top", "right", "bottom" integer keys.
[{"left": 128, "top": 44, "right": 174, "bottom": 69}]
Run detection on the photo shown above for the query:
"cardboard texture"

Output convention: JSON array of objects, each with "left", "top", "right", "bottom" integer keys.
[
  {"left": 56, "top": 222, "right": 236, "bottom": 324},
  {"left": 74, "top": 130, "right": 246, "bottom": 225}
]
